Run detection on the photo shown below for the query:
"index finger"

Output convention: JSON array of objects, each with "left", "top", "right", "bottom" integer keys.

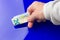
[{"left": 27, "top": 4, "right": 35, "bottom": 15}]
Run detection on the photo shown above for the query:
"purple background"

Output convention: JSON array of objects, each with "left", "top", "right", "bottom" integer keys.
[{"left": 0, "top": 0, "right": 28, "bottom": 40}]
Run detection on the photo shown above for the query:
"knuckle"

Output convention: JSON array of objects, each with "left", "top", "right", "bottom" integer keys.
[
  {"left": 33, "top": 1, "right": 39, "bottom": 4},
  {"left": 32, "top": 1, "right": 39, "bottom": 6},
  {"left": 27, "top": 6, "right": 31, "bottom": 11},
  {"left": 32, "top": 1, "right": 37, "bottom": 5},
  {"left": 33, "top": 1, "right": 38, "bottom": 3}
]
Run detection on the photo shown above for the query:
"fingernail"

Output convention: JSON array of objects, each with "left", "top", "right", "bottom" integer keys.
[{"left": 28, "top": 22, "right": 33, "bottom": 28}]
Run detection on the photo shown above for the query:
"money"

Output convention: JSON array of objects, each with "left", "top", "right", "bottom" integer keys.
[{"left": 11, "top": 12, "right": 29, "bottom": 26}]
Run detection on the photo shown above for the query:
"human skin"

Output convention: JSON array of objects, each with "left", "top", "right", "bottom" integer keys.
[{"left": 27, "top": 1, "right": 46, "bottom": 28}]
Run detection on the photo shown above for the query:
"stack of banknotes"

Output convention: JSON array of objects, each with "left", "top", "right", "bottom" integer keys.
[{"left": 11, "top": 12, "right": 29, "bottom": 26}]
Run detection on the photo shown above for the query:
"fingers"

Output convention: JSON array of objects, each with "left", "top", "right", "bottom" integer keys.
[
  {"left": 27, "top": 5, "right": 34, "bottom": 15},
  {"left": 27, "top": 1, "right": 36, "bottom": 15},
  {"left": 27, "top": 3, "right": 35, "bottom": 28},
  {"left": 28, "top": 22, "right": 33, "bottom": 28},
  {"left": 28, "top": 17, "right": 34, "bottom": 28},
  {"left": 28, "top": 12, "right": 36, "bottom": 28},
  {"left": 27, "top": 1, "right": 45, "bottom": 28}
]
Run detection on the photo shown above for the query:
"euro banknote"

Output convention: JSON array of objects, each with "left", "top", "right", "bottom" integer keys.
[{"left": 11, "top": 12, "right": 29, "bottom": 26}]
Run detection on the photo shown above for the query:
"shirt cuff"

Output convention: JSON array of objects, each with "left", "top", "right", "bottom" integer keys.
[{"left": 43, "top": 1, "right": 54, "bottom": 20}]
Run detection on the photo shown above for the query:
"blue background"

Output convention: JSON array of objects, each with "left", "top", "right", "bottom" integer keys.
[
  {"left": 23, "top": 0, "right": 60, "bottom": 40},
  {"left": 0, "top": 0, "right": 60, "bottom": 40}
]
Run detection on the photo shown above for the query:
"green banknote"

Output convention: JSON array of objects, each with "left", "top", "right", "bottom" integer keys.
[{"left": 11, "top": 13, "right": 29, "bottom": 25}]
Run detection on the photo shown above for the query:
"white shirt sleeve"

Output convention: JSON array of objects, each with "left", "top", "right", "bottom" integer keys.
[{"left": 43, "top": 0, "right": 60, "bottom": 25}]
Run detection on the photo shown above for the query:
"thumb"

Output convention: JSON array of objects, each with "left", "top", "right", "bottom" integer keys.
[
  {"left": 28, "top": 21, "right": 33, "bottom": 28},
  {"left": 28, "top": 12, "right": 35, "bottom": 28}
]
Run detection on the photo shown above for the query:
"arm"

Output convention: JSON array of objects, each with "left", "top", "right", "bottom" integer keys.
[{"left": 43, "top": 0, "right": 60, "bottom": 25}]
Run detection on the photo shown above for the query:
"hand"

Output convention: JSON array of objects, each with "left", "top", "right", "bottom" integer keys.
[{"left": 27, "top": 1, "right": 45, "bottom": 28}]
